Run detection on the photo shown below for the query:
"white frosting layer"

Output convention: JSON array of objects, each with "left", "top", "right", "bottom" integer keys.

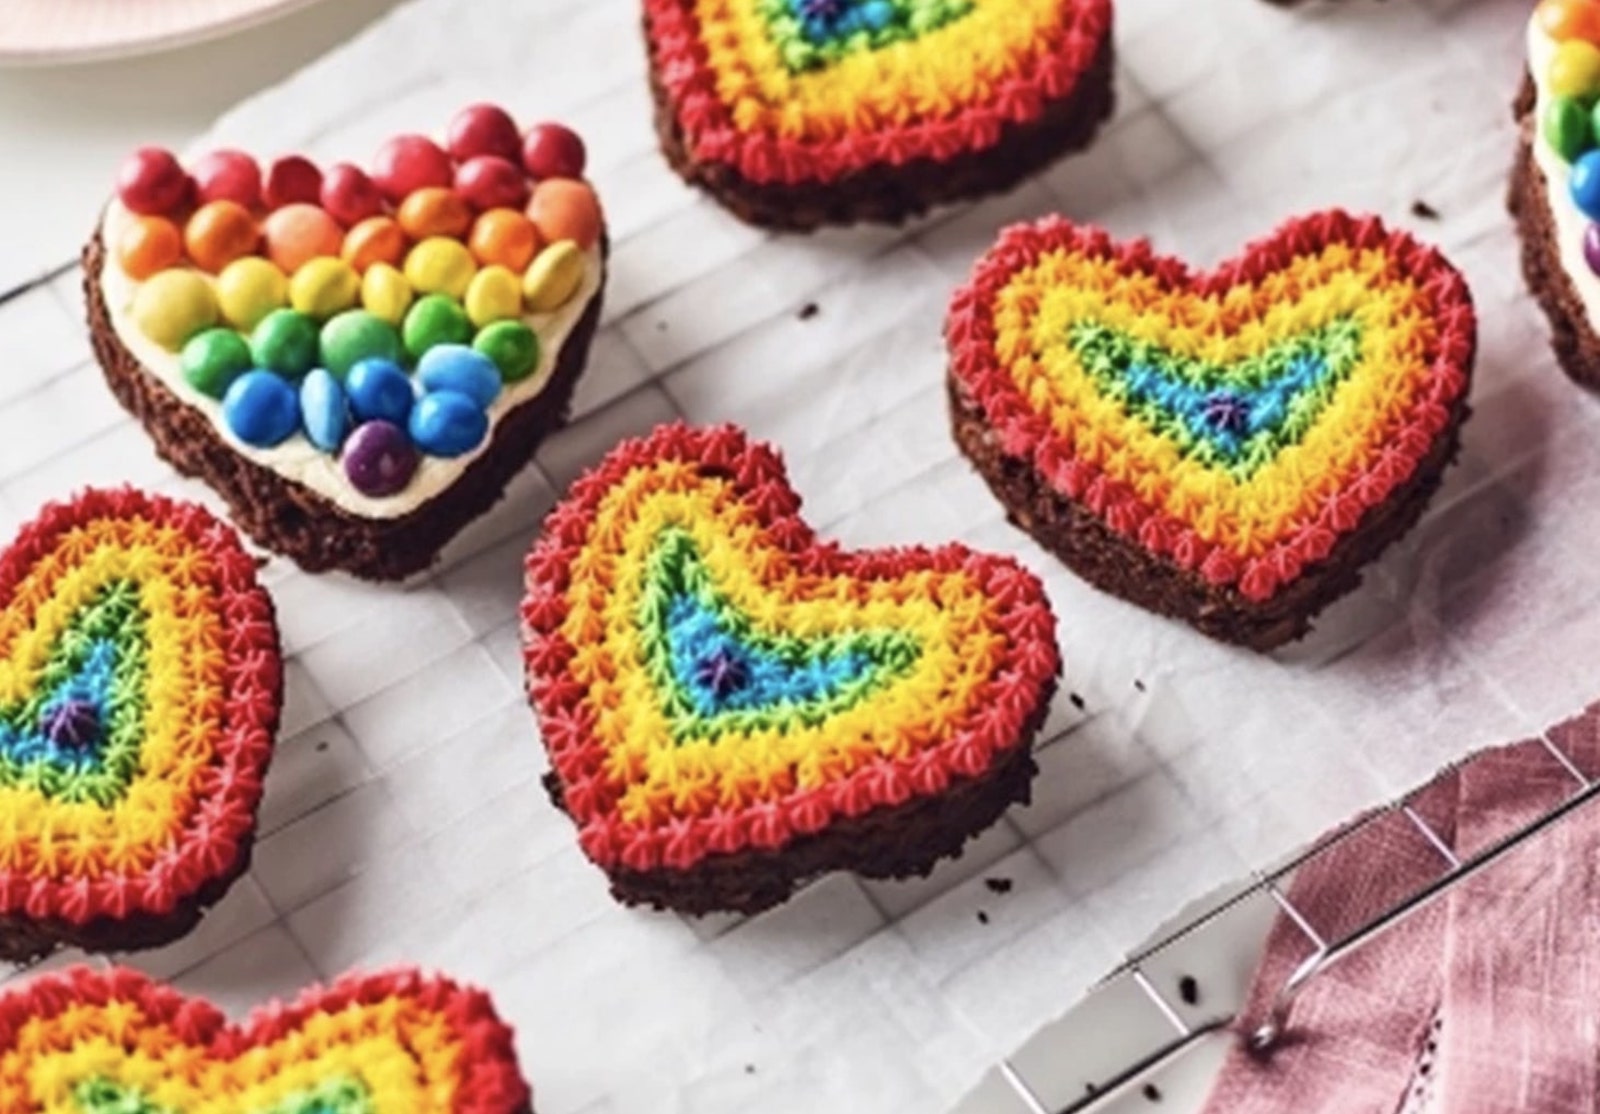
[
  {"left": 1529, "top": 22, "right": 1600, "bottom": 328},
  {"left": 98, "top": 201, "right": 603, "bottom": 519}
]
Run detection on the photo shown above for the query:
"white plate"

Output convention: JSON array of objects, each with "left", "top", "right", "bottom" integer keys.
[{"left": 0, "top": 0, "right": 330, "bottom": 66}]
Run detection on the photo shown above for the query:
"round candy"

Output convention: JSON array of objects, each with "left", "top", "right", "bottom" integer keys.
[
  {"left": 250, "top": 308, "right": 320, "bottom": 377},
  {"left": 217, "top": 256, "right": 288, "bottom": 331},
  {"left": 522, "top": 123, "right": 587, "bottom": 181},
  {"left": 263, "top": 204, "right": 344, "bottom": 275},
  {"left": 289, "top": 257, "right": 361, "bottom": 319},
  {"left": 409, "top": 389, "right": 489, "bottom": 458},
  {"left": 417, "top": 344, "right": 501, "bottom": 408},
  {"left": 117, "top": 147, "right": 192, "bottom": 217},
  {"left": 193, "top": 150, "right": 261, "bottom": 209},
  {"left": 342, "top": 216, "right": 407, "bottom": 273},
  {"left": 448, "top": 104, "right": 523, "bottom": 163},
  {"left": 474, "top": 320, "right": 541, "bottom": 383},
  {"left": 115, "top": 215, "right": 183, "bottom": 281},
  {"left": 180, "top": 327, "right": 253, "bottom": 398},
  {"left": 1586, "top": 222, "right": 1600, "bottom": 277},
  {"left": 131, "top": 270, "right": 218, "bottom": 351},
  {"left": 263, "top": 155, "right": 323, "bottom": 210},
  {"left": 183, "top": 200, "right": 260, "bottom": 274},
  {"left": 371, "top": 135, "right": 453, "bottom": 203},
  {"left": 397, "top": 187, "right": 473, "bottom": 240},
  {"left": 1539, "top": 0, "right": 1600, "bottom": 46},
  {"left": 322, "top": 162, "right": 386, "bottom": 226},
  {"left": 343, "top": 420, "right": 418, "bottom": 497},
  {"left": 1552, "top": 39, "right": 1600, "bottom": 101},
  {"left": 1574, "top": 149, "right": 1600, "bottom": 219},
  {"left": 468, "top": 208, "right": 541, "bottom": 271},
  {"left": 523, "top": 240, "right": 586, "bottom": 312},
  {"left": 299, "top": 368, "right": 351, "bottom": 452},
  {"left": 464, "top": 265, "right": 523, "bottom": 327},
  {"left": 362, "top": 263, "right": 415, "bottom": 326},
  {"left": 456, "top": 156, "right": 530, "bottom": 211},
  {"left": 1549, "top": 96, "right": 1593, "bottom": 162},
  {"left": 320, "top": 309, "right": 403, "bottom": 379},
  {"left": 345, "top": 358, "right": 416, "bottom": 425},
  {"left": 404, "top": 237, "right": 477, "bottom": 299},
  {"left": 222, "top": 370, "right": 300, "bottom": 447},
  {"left": 402, "top": 293, "right": 474, "bottom": 359},
  {"left": 527, "top": 179, "right": 602, "bottom": 251}
]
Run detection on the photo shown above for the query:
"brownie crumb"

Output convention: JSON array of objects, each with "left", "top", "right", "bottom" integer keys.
[
  {"left": 1134, "top": 679, "right": 1146, "bottom": 692},
  {"left": 1069, "top": 692, "right": 1086, "bottom": 710},
  {"left": 1411, "top": 199, "right": 1441, "bottom": 220},
  {"left": 315, "top": 741, "right": 329, "bottom": 753},
  {"left": 1143, "top": 1083, "right": 1163, "bottom": 1103},
  {"left": 1178, "top": 975, "right": 1200, "bottom": 1006},
  {"left": 984, "top": 877, "right": 1013, "bottom": 895},
  {"left": 976, "top": 910, "right": 990, "bottom": 925},
  {"left": 797, "top": 302, "right": 820, "bottom": 321},
  {"left": 745, "top": 1065, "right": 756, "bottom": 1075}
]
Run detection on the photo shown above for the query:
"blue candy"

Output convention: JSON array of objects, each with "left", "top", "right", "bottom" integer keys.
[
  {"left": 300, "top": 368, "right": 351, "bottom": 452},
  {"left": 416, "top": 344, "right": 502, "bottom": 409},
  {"left": 409, "top": 389, "right": 489, "bottom": 458},
  {"left": 222, "top": 370, "right": 300, "bottom": 448},
  {"left": 345, "top": 357, "right": 416, "bottom": 426},
  {"left": 1573, "top": 150, "right": 1600, "bottom": 220}
]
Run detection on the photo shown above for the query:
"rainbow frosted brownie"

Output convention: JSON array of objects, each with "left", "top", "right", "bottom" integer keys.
[
  {"left": 644, "top": 0, "right": 1115, "bottom": 229},
  {"left": 947, "top": 212, "right": 1476, "bottom": 649},
  {"left": 0, "top": 489, "right": 279, "bottom": 960},
  {"left": 522, "top": 423, "right": 1061, "bottom": 914},
  {"left": 0, "top": 966, "right": 531, "bottom": 1113}
]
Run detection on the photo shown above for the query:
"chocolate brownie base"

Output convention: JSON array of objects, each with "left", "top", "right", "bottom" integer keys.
[
  {"left": 949, "top": 377, "right": 1471, "bottom": 651},
  {"left": 647, "top": 31, "right": 1116, "bottom": 232},
  {"left": 1509, "top": 76, "right": 1600, "bottom": 390},
  {"left": 83, "top": 233, "right": 606, "bottom": 582},
  {"left": 545, "top": 693, "right": 1052, "bottom": 916}
]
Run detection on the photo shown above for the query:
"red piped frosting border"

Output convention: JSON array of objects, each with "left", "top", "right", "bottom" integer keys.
[
  {"left": 945, "top": 210, "right": 1477, "bottom": 603},
  {"left": 644, "top": 0, "right": 1114, "bottom": 186},
  {"left": 520, "top": 422, "right": 1060, "bottom": 876}
]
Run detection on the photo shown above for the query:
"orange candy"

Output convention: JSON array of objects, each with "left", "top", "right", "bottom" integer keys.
[
  {"left": 116, "top": 215, "right": 183, "bottom": 281},
  {"left": 396, "top": 187, "right": 472, "bottom": 240},
  {"left": 261, "top": 203, "right": 343, "bottom": 275},
  {"left": 468, "top": 208, "right": 542, "bottom": 271},
  {"left": 527, "top": 179, "right": 602, "bottom": 252},
  {"left": 183, "top": 200, "right": 260, "bottom": 274},
  {"left": 1540, "top": 0, "right": 1600, "bottom": 44},
  {"left": 341, "top": 216, "right": 408, "bottom": 273}
]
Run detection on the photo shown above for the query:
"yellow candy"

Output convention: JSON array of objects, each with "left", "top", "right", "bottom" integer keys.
[
  {"left": 464, "top": 265, "right": 524, "bottom": 327},
  {"left": 288, "top": 257, "right": 360, "bottom": 320},
  {"left": 215, "top": 257, "right": 287, "bottom": 331},
  {"left": 131, "top": 270, "right": 218, "bottom": 351},
  {"left": 404, "top": 237, "right": 477, "bottom": 299},
  {"left": 523, "top": 240, "right": 586, "bottom": 313},
  {"left": 1551, "top": 40, "right": 1600, "bottom": 100},
  {"left": 361, "top": 263, "right": 414, "bottom": 326}
]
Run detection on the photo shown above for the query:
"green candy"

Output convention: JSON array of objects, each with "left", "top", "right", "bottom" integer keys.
[
  {"left": 402, "top": 294, "right": 474, "bottom": 361},
  {"left": 250, "top": 309, "right": 320, "bottom": 379},
  {"left": 320, "top": 309, "right": 402, "bottom": 380},
  {"left": 179, "top": 328, "right": 252, "bottom": 399},
  {"left": 1549, "top": 96, "right": 1594, "bottom": 163},
  {"left": 474, "top": 320, "right": 542, "bottom": 383}
]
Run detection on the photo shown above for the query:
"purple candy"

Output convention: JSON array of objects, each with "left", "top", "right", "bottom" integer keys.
[
  {"left": 1586, "top": 223, "right": 1600, "bottom": 278},
  {"left": 343, "top": 419, "right": 418, "bottom": 497}
]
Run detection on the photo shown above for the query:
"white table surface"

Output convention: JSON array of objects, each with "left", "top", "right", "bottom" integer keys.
[{"left": 0, "top": 2, "right": 1590, "bottom": 1113}]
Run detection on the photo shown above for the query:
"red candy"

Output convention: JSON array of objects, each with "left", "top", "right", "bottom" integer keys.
[
  {"left": 1540, "top": 0, "right": 1600, "bottom": 44},
  {"left": 192, "top": 150, "right": 262, "bottom": 209},
  {"left": 264, "top": 155, "right": 323, "bottom": 210},
  {"left": 455, "top": 156, "right": 531, "bottom": 211},
  {"left": 447, "top": 104, "right": 523, "bottom": 163},
  {"left": 117, "top": 147, "right": 192, "bottom": 217},
  {"left": 322, "top": 163, "right": 385, "bottom": 226},
  {"left": 522, "top": 123, "right": 587, "bottom": 181},
  {"left": 371, "top": 135, "right": 453, "bottom": 203}
]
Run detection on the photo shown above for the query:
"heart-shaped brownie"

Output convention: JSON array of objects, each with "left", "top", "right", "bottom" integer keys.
[
  {"left": 644, "top": 0, "right": 1114, "bottom": 229},
  {"left": 0, "top": 965, "right": 529, "bottom": 1113},
  {"left": 85, "top": 105, "right": 606, "bottom": 580},
  {"left": 522, "top": 423, "right": 1060, "bottom": 914},
  {"left": 0, "top": 488, "right": 279, "bottom": 960},
  {"left": 947, "top": 211, "right": 1476, "bottom": 649}
]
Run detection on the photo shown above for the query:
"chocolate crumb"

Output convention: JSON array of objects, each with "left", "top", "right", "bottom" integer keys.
[
  {"left": 315, "top": 741, "right": 329, "bottom": 753},
  {"left": 984, "top": 877, "right": 1014, "bottom": 895},
  {"left": 1085, "top": 1083, "right": 1098, "bottom": 1096},
  {"left": 1411, "top": 199, "right": 1441, "bottom": 220},
  {"left": 1134, "top": 679, "right": 1146, "bottom": 692},
  {"left": 1178, "top": 975, "right": 1200, "bottom": 1006},
  {"left": 1143, "top": 1083, "right": 1163, "bottom": 1103},
  {"left": 745, "top": 1065, "right": 756, "bottom": 1075},
  {"left": 1069, "top": 692, "right": 1086, "bottom": 710},
  {"left": 976, "top": 910, "right": 990, "bottom": 924},
  {"left": 797, "top": 302, "right": 820, "bottom": 321}
]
